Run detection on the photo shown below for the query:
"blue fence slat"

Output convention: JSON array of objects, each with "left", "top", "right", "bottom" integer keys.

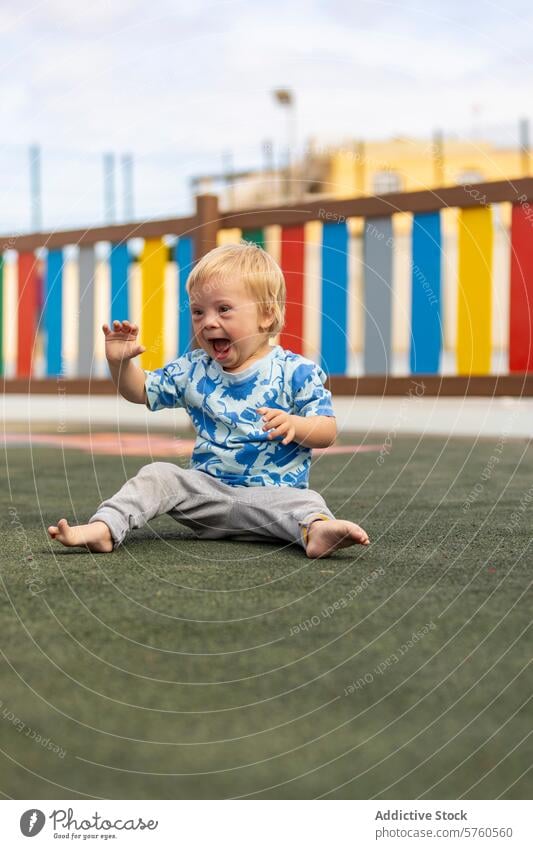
[
  {"left": 363, "top": 217, "right": 393, "bottom": 375},
  {"left": 110, "top": 242, "right": 130, "bottom": 321},
  {"left": 175, "top": 236, "right": 194, "bottom": 356},
  {"left": 410, "top": 211, "right": 442, "bottom": 374},
  {"left": 321, "top": 221, "right": 349, "bottom": 374},
  {"left": 44, "top": 249, "right": 63, "bottom": 376}
]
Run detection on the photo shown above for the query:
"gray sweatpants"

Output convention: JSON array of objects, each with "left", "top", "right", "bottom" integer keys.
[{"left": 89, "top": 462, "right": 335, "bottom": 550}]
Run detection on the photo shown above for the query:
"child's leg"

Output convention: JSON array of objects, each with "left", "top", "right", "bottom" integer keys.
[
  {"left": 48, "top": 464, "right": 369, "bottom": 557},
  {"left": 47, "top": 519, "right": 113, "bottom": 552},
  {"left": 49, "top": 463, "right": 238, "bottom": 551},
  {"left": 302, "top": 514, "right": 370, "bottom": 558},
  {"left": 93, "top": 462, "right": 244, "bottom": 547},
  {"left": 226, "top": 486, "right": 369, "bottom": 558},
  {"left": 87, "top": 464, "right": 369, "bottom": 557}
]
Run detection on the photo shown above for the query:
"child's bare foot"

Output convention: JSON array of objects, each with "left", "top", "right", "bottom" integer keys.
[
  {"left": 305, "top": 519, "right": 370, "bottom": 559},
  {"left": 47, "top": 519, "right": 113, "bottom": 553}
]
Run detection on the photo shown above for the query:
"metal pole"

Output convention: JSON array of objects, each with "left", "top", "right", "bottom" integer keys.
[
  {"left": 262, "top": 139, "right": 274, "bottom": 173},
  {"left": 121, "top": 153, "right": 134, "bottom": 220},
  {"left": 222, "top": 150, "right": 235, "bottom": 208},
  {"left": 262, "top": 140, "right": 274, "bottom": 201},
  {"left": 273, "top": 89, "right": 295, "bottom": 202},
  {"left": 29, "top": 144, "right": 42, "bottom": 231},
  {"left": 103, "top": 152, "right": 116, "bottom": 224},
  {"left": 285, "top": 107, "right": 292, "bottom": 201},
  {"left": 289, "top": 101, "right": 299, "bottom": 199},
  {"left": 433, "top": 129, "right": 444, "bottom": 186},
  {"left": 519, "top": 118, "right": 530, "bottom": 177},
  {"left": 355, "top": 140, "right": 366, "bottom": 194}
]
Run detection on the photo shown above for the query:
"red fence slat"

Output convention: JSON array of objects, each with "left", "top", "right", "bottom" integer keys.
[
  {"left": 279, "top": 225, "right": 305, "bottom": 354},
  {"left": 509, "top": 203, "right": 533, "bottom": 372},
  {"left": 17, "top": 252, "right": 40, "bottom": 377}
]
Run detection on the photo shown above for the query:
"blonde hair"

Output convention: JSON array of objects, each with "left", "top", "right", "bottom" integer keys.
[{"left": 186, "top": 241, "right": 286, "bottom": 335}]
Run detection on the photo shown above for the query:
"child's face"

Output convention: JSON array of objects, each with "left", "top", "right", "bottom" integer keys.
[{"left": 190, "top": 277, "right": 272, "bottom": 371}]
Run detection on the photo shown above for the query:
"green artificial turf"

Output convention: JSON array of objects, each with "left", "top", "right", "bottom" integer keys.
[{"left": 0, "top": 433, "right": 531, "bottom": 799}]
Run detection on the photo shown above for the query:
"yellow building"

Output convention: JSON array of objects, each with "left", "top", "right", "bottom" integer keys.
[
  {"left": 214, "top": 135, "right": 529, "bottom": 210},
  {"left": 324, "top": 136, "right": 528, "bottom": 198}
]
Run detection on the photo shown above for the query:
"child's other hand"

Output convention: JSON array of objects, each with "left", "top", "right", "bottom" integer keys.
[
  {"left": 102, "top": 320, "right": 146, "bottom": 363},
  {"left": 257, "top": 407, "right": 296, "bottom": 445}
]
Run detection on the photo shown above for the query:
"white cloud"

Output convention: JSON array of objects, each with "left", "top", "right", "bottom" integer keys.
[
  {"left": 1, "top": 0, "right": 533, "bottom": 225},
  {"left": 1, "top": 0, "right": 532, "bottom": 152}
]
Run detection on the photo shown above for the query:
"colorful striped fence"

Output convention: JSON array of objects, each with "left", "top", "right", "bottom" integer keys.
[{"left": 3, "top": 182, "right": 533, "bottom": 390}]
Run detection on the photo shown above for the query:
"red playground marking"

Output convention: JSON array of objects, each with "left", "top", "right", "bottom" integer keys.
[{"left": 2, "top": 432, "right": 382, "bottom": 457}]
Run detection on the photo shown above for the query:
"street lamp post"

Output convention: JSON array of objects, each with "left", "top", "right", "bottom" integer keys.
[{"left": 272, "top": 88, "right": 295, "bottom": 202}]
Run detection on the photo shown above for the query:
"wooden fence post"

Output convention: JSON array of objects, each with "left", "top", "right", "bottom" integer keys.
[{"left": 194, "top": 194, "right": 220, "bottom": 261}]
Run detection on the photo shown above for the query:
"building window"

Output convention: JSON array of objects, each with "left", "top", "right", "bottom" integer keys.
[
  {"left": 373, "top": 170, "right": 402, "bottom": 194},
  {"left": 458, "top": 169, "right": 484, "bottom": 184}
]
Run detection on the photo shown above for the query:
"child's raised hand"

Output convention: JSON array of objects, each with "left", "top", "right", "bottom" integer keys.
[
  {"left": 102, "top": 320, "right": 146, "bottom": 363},
  {"left": 257, "top": 407, "right": 296, "bottom": 445}
]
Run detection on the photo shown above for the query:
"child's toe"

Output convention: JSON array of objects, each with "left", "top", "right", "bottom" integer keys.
[{"left": 353, "top": 526, "right": 369, "bottom": 544}]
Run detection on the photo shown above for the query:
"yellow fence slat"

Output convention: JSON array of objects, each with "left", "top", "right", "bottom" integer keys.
[
  {"left": 140, "top": 239, "right": 167, "bottom": 370},
  {"left": 217, "top": 228, "right": 241, "bottom": 246},
  {"left": 457, "top": 207, "right": 493, "bottom": 375},
  {"left": 303, "top": 220, "right": 322, "bottom": 361}
]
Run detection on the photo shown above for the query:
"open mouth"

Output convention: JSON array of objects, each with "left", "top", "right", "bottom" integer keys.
[{"left": 210, "top": 338, "right": 232, "bottom": 360}]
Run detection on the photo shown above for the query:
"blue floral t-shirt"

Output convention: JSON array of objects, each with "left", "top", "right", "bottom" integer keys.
[{"left": 144, "top": 345, "right": 335, "bottom": 488}]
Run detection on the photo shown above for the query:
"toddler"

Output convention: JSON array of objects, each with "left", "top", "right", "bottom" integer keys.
[{"left": 48, "top": 242, "right": 369, "bottom": 558}]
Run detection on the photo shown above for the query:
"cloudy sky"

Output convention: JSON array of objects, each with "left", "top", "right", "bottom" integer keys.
[{"left": 1, "top": 0, "right": 532, "bottom": 227}]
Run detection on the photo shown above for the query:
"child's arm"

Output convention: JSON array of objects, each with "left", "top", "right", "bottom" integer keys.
[
  {"left": 257, "top": 408, "right": 337, "bottom": 448},
  {"left": 102, "top": 320, "right": 147, "bottom": 404}
]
